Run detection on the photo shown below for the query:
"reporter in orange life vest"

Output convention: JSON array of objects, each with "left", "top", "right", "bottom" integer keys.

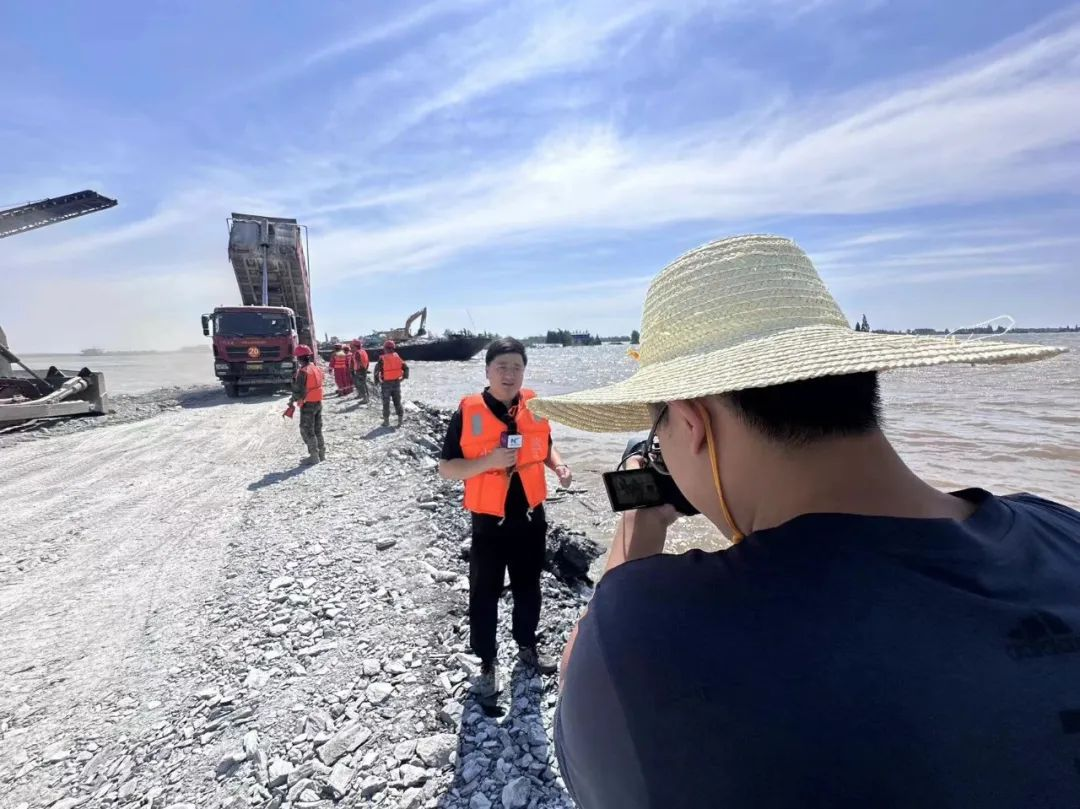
[
  {"left": 374, "top": 340, "right": 409, "bottom": 428},
  {"left": 438, "top": 338, "right": 573, "bottom": 695}
]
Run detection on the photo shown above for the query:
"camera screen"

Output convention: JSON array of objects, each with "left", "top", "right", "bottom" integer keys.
[{"left": 602, "top": 468, "right": 667, "bottom": 511}]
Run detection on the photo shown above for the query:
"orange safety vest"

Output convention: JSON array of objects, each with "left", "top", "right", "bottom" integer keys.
[
  {"left": 459, "top": 389, "right": 550, "bottom": 517},
  {"left": 353, "top": 349, "right": 369, "bottom": 371},
  {"left": 331, "top": 351, "right": 348, "bottom": 370},
  {"left": 381, "top": 352, "right": 404, "bottom": 382},
  {"left": 298, "top": 364, "right": 325, "bottom": 404}
]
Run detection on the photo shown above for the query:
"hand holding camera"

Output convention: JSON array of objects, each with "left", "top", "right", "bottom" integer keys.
[{"left": 602, "top": 437, "right": 699, "bottom": 515}]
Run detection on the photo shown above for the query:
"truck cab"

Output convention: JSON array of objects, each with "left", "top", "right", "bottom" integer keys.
[{"left": 201, "top": 305, "right": 298, "bottom": 397}]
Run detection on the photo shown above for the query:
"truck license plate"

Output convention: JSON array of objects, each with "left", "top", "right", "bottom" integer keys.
[{"left": 247, "top": 363, "right": 263, "bottom": 370}]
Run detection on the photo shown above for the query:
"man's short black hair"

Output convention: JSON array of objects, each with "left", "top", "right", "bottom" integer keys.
[
  {"left": 725, "top": 372, "right": 881, "bottom": 444},
  {"left": 485, "top": 337, "right": 527, "bottom": 367}
]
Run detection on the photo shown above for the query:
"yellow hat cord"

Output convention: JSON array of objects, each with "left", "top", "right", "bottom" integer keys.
[{"left": 699, "top": 404, "right": 745, "bottom": 544}]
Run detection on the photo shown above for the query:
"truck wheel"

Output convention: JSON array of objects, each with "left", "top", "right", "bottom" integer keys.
[{"left": 224, "top": 383, "right": 240, "bottom": 399}]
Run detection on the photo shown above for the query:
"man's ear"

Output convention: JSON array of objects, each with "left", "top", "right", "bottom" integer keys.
[{"left": 667, "top": 399, "right": 708, "bottom": 455}]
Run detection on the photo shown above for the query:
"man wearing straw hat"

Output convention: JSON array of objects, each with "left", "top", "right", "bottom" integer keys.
[{"left": 529, "top": 235, "right": 1077, "bottom": 808}]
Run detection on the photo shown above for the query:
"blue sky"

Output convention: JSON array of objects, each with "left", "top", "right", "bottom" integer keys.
[{"left": 2, "top": 0, "right": 1078, "bottom": 351}]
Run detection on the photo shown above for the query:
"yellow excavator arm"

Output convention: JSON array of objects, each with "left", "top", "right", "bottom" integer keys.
[
  {"left": 383, "top": 307, "right": 429, "bottom": 342},
  {"left": 404, "top": 307, "right": 428, "bottom": 337}
]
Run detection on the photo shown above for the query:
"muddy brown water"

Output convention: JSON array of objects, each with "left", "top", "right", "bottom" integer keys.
[{"left": 26, "top": 333, "right": 1080, "bottom": 552}]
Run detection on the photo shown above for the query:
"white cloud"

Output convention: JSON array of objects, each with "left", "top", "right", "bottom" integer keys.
[
  {"left": 328, "top": 0, "right": 736, "bottom": 142},
  {"left": 295, "top": 10, "right": 1080, "bottom": 284},
  {"left": 409, "top": 1, "right": 692, "bottom": 119},
  {"left": 229, "top": 0, "right": 494, "bottom": 94},
  {"left": 7, "top": 4, "right": 1080, "bottom": 348}
]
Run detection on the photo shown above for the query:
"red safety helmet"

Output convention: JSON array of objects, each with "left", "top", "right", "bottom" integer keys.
[
  {"left": 384, "top": 340, "right": 396, "bottom": 351},
  {"left": 294, "top": 345, "right": 314, "bottom": 358},
  {"left": 351, "top": 339, "right": 363, "bottom": 348}
]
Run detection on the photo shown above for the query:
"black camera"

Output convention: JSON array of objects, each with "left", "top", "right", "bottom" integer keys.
[{"left": 602, "top": 438, "right": 699, "bottom": 515}]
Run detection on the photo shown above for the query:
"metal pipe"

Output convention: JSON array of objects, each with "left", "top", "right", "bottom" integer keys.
[
  {"left": 259, "top": 219, "right": 271, "bottom": 306},
  {"left": 0, "top": 343, "right": 56, "bottom": 390},
  {"left": 301, "top": 224, "right": 314, "bottom": 349},
  {"left": 30, "top": 375, "right": 89, "bottom": 404},
  {"left": 261, "top": 243, "right": 269, "bottom": 306},
  {"left": 0, "top": 375, "right": 86, "bottom": 411},
  {"left": 302, "top": 224, "right": 310, "bottom": 274}
]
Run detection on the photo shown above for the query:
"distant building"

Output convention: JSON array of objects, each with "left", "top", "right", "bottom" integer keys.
[{"left": 570, "top": 332, "right": 593, "bottom": 345}]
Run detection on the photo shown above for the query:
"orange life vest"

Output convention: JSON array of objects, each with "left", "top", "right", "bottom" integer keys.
[
  {"left": 299, "top": 364, "right": 324, "bottom": 404},
  {"left": 330, "top": 351, "right": 348, "bottom": 370},
  {"left": 381, "top": 352, "right": 404, "bottom": 382},
  {"left": 354, "top": 349, "right": 369, "bottom": 371},
  {"left": 459, "top": 389, "right": 550, "bottom": 517}
]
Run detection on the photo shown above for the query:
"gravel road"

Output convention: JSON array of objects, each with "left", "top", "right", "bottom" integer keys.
[
  {"left": 1, "top": 393, "right": 286, "bottom": 787},
  {"left": 0, "top": 387, "right": 599, "bottom": 809}
]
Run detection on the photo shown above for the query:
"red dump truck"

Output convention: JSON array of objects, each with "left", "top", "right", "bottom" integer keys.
[{"left": 201, "top": 213, "right": 316, "bottom": 398}]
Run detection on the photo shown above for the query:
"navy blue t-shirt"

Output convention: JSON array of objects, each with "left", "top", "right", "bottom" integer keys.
[{"left": 555, "top": 491, "right": 1080, "bottom": 808}]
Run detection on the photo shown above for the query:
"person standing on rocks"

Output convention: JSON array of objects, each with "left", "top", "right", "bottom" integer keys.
[
  {"left": 439, "top": 337, "right": 573, "bottom": 696},
  {"left": 374, "top": 340, "right": 408, "bottom": 428},
  {"left": 289, "top": 345, "right": 326, "bottom": 465},
  {"left": 529, "top": 235, "right": 1076, "bottom": 809},
  {"left": 350, "top": 339, "right": 370, "bottom": 403}
]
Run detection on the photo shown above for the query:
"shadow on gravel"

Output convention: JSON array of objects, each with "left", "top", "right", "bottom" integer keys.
[
  {"left": 247, "top": 464, "right": 311, "bottom": 490},
  {"left": 362, "top": 425, "right": 396, "bottom": 440},
  {"left": 439, "top": 662, "right": 569, "bottom": 807}
]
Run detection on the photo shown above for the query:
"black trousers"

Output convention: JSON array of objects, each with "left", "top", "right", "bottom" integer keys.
[{"left": 469, "top": 515, "right": 547, "bottom": 664}]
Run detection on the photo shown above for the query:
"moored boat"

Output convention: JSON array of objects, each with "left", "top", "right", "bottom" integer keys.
[{"left": 318, "top": 307, "right": 489, "bottom": 363}]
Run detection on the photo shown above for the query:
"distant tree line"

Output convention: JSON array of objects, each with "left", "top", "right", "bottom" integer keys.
[
  {"left": 853, "top": 313, "right": 1079, "bottom": 336},
  {"left": 444, "top": 328, "right": 498, "bottom": 339},
  {"left": 517, "top": 329, "right": 642, "bottom": 347}
]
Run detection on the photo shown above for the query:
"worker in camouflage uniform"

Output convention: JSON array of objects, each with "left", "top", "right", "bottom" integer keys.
[
  {"left": 374, "top": 340, "right": 409, "bottom": 428},
  {"left": 350, "top": 339, "right": 370, "bottom": 404},
  {"left": 289, "top": 345, "right": 326, "bottom": 464}
]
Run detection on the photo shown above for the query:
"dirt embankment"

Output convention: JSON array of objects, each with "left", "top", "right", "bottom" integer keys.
[{"left": 1, "top": 386, "right": 602, "bottom": 809}]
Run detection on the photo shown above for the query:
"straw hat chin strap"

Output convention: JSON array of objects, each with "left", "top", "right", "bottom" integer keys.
[{"left": 694, "top": 402, "right": 745, "bottom": 544}]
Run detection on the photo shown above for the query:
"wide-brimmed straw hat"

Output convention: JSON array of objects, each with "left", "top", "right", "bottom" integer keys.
[{"left": 528, "top": 234, "right": 1064, "bottom": 432}]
